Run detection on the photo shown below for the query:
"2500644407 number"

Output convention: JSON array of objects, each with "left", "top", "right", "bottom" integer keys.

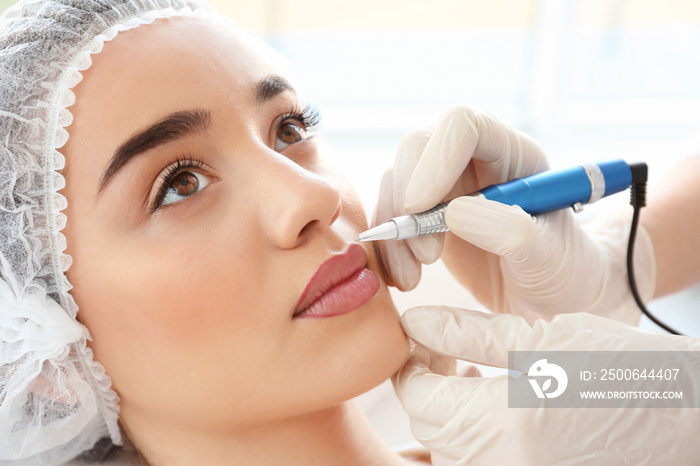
[{"left": 600, "top": 368, "right": 679, "bottom": 381}]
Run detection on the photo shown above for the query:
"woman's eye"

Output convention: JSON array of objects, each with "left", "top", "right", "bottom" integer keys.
[
  {"left": 275, "top": 122, "right": 310, "bottom": 151},
  {"left": 159, "top": 170, "right": 210, "bottom": 207}
]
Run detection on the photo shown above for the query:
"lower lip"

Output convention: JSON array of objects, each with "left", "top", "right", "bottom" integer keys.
[{"left": 294, "top": 267, "right": 380, "bottom": 319}]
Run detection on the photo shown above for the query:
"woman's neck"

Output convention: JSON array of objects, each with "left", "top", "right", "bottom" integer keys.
[{"left": 125, "top": 400, "right": 412, "bottom": 465}]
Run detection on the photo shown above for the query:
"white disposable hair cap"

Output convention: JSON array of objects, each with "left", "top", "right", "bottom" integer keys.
[{"left": 0, "top": 1, "right": 233, "bottom": 464}]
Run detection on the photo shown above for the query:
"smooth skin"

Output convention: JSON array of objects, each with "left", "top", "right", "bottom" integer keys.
[
  {"left": 641, "top": 156, "right": 700, "bottom": 297},
  {"left": 61, "top": 17, "right": 411, "bottom": 465}
]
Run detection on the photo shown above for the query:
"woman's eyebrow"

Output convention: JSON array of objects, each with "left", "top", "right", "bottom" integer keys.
[
  {"left": 255, "top": 75, "right": 295, "bottom": 104},
  {"left": 97, "top": 76, "right": 291, "bottom": 196},
  {"left": 97, "top": 109, "right": 211, "bottom": 195}
]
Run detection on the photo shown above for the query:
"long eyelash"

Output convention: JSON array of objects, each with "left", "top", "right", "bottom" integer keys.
[
  {"left": 282, "top": 104, "right": 322, "bottom": 130},
  {"left": 149, "top": 154, "right": 205, "bottom": 213}
]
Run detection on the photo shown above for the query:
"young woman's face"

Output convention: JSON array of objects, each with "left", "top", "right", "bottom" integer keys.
[{"left": 61, "top": 17, "right": 409, "bottom": 433}]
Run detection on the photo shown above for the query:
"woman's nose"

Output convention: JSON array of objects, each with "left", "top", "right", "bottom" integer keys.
[{"left": 259, "top": 160, "right": 342, "bottom": 249}]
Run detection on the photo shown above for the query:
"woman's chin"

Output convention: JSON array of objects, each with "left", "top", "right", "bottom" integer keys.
[{"left": 343, "top": 289, "right": 410, "bottom": 398}]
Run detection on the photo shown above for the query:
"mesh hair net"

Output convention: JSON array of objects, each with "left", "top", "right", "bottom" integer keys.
[{"left": 0, "top": 1, "right": 230, "bottom": 464}]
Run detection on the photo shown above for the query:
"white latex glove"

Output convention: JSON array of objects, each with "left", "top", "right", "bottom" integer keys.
[
  {"left": 373, "top": 105, "right": 655, "bottom": 324},
  {"left": 394, "top": 306, "right": 700, "bottom": 466}
]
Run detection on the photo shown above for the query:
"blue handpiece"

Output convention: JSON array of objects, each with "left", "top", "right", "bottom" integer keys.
[
  {"left": 478, "top": 160, "right": 632, "bottom": 215},
  {"left": 357, "top": 159, "right": 637, "bottom": 242}
]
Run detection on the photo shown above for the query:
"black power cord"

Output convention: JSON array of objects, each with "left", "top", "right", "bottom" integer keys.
[{"left": 626, "top": 163, "right": 684, "bottom": 335}]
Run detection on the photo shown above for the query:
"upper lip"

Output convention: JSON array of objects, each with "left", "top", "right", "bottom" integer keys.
[{"left": 294, "top": 243, "right": 368, "bottom": 316}]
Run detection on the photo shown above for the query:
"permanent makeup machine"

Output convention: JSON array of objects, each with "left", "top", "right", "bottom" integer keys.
[{"left": 359, "top": 160, "right": 684, "bottom": 335}]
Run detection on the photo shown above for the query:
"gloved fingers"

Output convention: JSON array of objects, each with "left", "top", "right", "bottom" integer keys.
[
  {"left": 466, "top": 111, "right": 548, "bottom": 181},
  {"left": 392, "top": 128, "right": 430, "bottom": 215},
  {"left": 391, "top": 127, "right": 444, "bottom": 264},
  {"left": 427, "top": 346, "right": 458, "bottom": 378},
  {"left": 444, "top": 196, "right": 540, "bottom": 261},
  {"left": 445, "top": 195, "right": 634, "bottom": 321},
  {"left": 401, "top": 307, "right": 526, "bottom": 367},
  {"left": 445, "top": 196, "right": 589, "bottom": 298},
  {"left": 407, "top": 233, "right": 445, "bottom": 266},
  {"left": 401, "top": 306, "right": 545, "bottom": 365},
  {"left": 404, "top": 106, "right": 548, "bottom": 212},
  {"left": 401, "top": 306, "right": 693, "bottom": 367},
  {"left": 403, "top": 106, "right": 480, "bottom": 212},
  {"left": 458, "top": 363, "right": 481, "bottom": 378},
  {"left": 408, "top": 417, "right": 479, "bottom": 462},
  {"left": 394, "top": 346, "right": 498, "bottom": 426},
  {"left": 372, "top": 169, "right": 421, "bottom": 290}
]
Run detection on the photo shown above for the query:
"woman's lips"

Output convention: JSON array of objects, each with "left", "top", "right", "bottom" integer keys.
[{"left": 294, "top": 243, "right": 380, "bottom": 319}]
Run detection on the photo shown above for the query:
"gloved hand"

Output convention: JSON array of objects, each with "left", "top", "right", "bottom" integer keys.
[
  {"left": 373, "top": 105, "right": 655, "bottom": 324},
  {"left": 394, "top": 306, "right": 700, "bottom": 466}
]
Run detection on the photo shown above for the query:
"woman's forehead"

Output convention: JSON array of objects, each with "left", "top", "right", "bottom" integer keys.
[
  {"left": 67, "top": 16, "right": 287, "bottom": 150},
  {"left": 79, "top": 17, "right": 284, "bottom": 112},
  {"left": 62, "top": 16, "right": 293, "bottom": 188}
]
